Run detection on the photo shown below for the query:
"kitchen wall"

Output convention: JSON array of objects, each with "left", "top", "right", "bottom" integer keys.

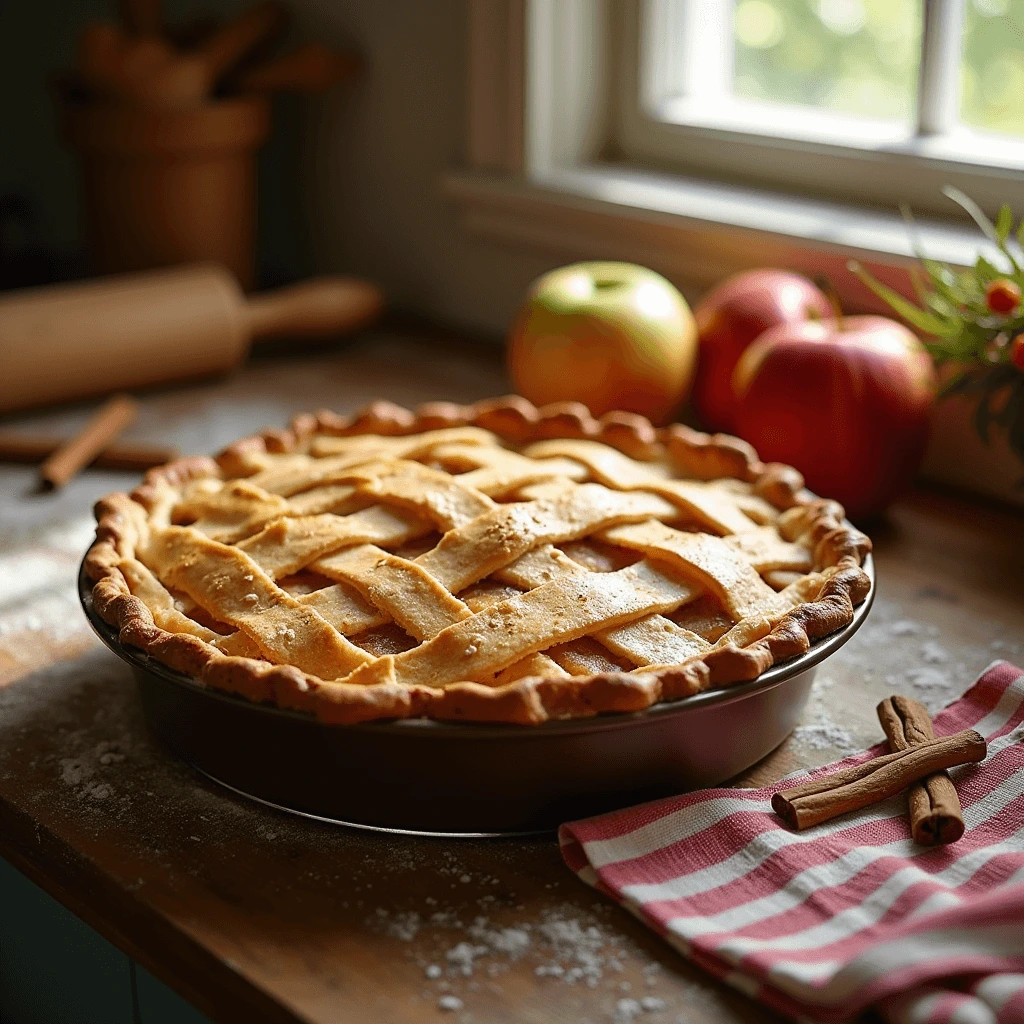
[{"left": 0, "top": 0, "right": 555, "bottom": 336}]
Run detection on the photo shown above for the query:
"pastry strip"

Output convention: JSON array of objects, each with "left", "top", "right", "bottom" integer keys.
[
  {"left": 495, "top": 545, "right": 711, "bottom": 666},
  {"left": 340, "top": 459, "right": 495, "bottom": 529},
  {"left": 313, "top": 543, "right": 472, "bottom": 641},
  {"left": 142, "top": 526, "right": 371, "bottom": 679},
  {"left": 246, "top": 453, "right": 372, "bottom": 497},
  {"left": 594, "top": 617, "right": 710, "bottom": 665},
  {"left": 601, "top": 521, "right": 786, "bottom": 620},
  {"left": 296, "top": 582, "right": 384, "bottom": 636},
  {"left": 341, "top": 560, "right": 699, "bottom": 688},
  {"left": 179, "top": 479, "right": 292, "bottom": 542},
  {"left": 417, "top": 483, "right": 678, "bottom": 593},
  {"left": 284, "top": 484, "right": 363, "bottom": 516},
  {"left": 493, "top": 653, "right": 571, "bottom": 685},
  {"left": 524, "top": 439, "right": 757, "bottom": 535},
  {"left": 237, "top": 506, "right": 429, "bottom": 578},
  {"left": 428, "top": 442, "right": 589, "bottom": 496},
  {"left": 308, "top": 426, "right": 499, "bottom": 459},
  {"left": 723, "top": 525, "right": 814, "bottom": 574},
  {"left": 119, "top": 559, "right": 222, "bottom": 641}
]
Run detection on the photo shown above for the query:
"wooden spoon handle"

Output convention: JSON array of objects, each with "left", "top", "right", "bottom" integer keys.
[
  {"left": 244, "top": 277, "right": 384, "bottom": 340},
  {"left": 235, "top": 44, "right": 361, "bottom": 94},
  {"left": 118, "top": 0, "right": 162, "bottom": 36},
  {"left": 199, "top": 1, "right": 288, "bottom": 83}
]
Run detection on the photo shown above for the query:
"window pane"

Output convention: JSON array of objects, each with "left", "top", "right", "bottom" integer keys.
[
  {"left": 732, "top": 0, "right": 922, "bottom": 123},
  {"left": 962, "top": 0, "right": 1024, "bottom": 137}
]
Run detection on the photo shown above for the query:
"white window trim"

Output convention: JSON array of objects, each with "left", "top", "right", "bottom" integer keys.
[
  {"left": 620, "top": 0, "right": 1024, "bottom": 219},
  {"left": 449, "top": 0, "right": 1017, "bottom": 309}
]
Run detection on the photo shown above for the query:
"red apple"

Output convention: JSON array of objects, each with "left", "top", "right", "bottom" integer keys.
[
  {"left": 732, "top": 316, "right": 936, "bottom": 520},
  {"left": 693, "top": 270, "right": 832, "bottom": 432},
  {"left": 508, "top": 262, "right": 698, "bottom": 425}
]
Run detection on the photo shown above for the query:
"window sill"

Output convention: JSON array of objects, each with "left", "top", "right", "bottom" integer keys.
[{"left": 443, "top": 163, "right": 999, "bottom": 308}]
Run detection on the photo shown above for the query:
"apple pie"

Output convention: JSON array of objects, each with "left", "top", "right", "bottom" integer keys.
[{"left": 86, "top": 397, "right": 871, "bottom": 725}]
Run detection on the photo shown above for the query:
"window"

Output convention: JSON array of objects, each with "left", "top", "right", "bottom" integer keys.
[
  {"left": 616, "top": 0, "right": 1024, "bottom": 217},
  {"left": 454, "top": 0, "right": 1022, "bottom": 300}
]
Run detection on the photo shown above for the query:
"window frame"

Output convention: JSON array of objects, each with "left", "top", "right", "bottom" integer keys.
[
  {"left": 616, "top": 0, "right": 1024, "bottom": 220},
  {"left": 452, "top": 0, "right": 1013, "bottom": 313}
]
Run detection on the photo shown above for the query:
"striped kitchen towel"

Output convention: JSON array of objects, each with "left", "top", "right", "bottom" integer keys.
[{"left": 560, "top": 661, "right": 1024, "bottom": 1024}]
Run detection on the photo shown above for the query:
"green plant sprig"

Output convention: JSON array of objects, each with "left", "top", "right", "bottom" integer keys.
[{"left": 849, "top": 187, "right": 1024, "bottom": 468}]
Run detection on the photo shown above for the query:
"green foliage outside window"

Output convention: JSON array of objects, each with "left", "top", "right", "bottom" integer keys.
[{"left": 730, "top": 0, "right": 1024, "bottom": 137}]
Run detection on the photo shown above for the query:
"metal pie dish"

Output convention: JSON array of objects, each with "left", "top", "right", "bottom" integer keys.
[{"left": 79, "top": 556, "right": 874, "bottom": 837}]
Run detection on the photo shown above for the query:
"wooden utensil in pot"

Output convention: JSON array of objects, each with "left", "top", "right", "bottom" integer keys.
[
  {"left": 77, "top": 2, "right": 287, "bottom": 108},
  {"left": 0, "top": 265, "right": 384, "bottom": 413},
  {"left": 117, "top": 0, "right": 162, "bottom": 37},
  {"left": 234, "top": 43, "right": 361, "bottom": 94}
]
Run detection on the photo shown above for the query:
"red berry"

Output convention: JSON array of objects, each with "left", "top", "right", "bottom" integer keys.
[
  {"left": 985, "top": 279, "right": 1021, "bottom": 314},
  {"left": 1011, "top": 333, "right": 1024, "bottom": 370}
]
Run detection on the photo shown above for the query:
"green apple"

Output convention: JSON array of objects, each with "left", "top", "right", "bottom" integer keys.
[{"left": 507, "top": 261, "right": 698, "bottom": 424}]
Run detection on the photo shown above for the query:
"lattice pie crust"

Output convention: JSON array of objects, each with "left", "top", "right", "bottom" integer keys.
[{"left": 86, "top": 397, "right": 871, "bottom": 725}]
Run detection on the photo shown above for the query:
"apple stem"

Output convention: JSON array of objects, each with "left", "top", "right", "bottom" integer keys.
[{"left": 816, "top": 275, "right": 845, "bottom": 330}]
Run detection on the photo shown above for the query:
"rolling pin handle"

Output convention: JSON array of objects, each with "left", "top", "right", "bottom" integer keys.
[{"left": 243, "top": 276, "right": 385, "bottom": 340}]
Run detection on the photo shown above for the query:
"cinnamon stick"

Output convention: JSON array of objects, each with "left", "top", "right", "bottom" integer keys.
[
  {"left": 0, "top": 433, "right": 176, "bottom": 471},
  {"left": 38, "top": 394, "right": 139, "bottom": 489},
  {"left": 772, "top": 729, "right": 987, "bottom": 831},
  {"left": 877, "top": 695, "right": 966, "bottom": 845}
]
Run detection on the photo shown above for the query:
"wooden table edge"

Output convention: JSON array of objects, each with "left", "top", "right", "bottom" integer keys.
[{"left": 0, "top": 796, "right": 303, "bottom": 1024}]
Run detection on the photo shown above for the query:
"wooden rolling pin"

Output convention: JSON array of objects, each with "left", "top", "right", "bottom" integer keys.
[{"left": 0, "top": 265, "right": 384, "bottom": 413}]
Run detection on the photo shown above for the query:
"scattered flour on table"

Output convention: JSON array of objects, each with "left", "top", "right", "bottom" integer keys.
[
  {"left": 533, "top": 914, "right": 617, "bottom": 986},
  {"left": 788, "top": 595, "right": 1024, "bottom": 755},
  {"left": 791, "top": 720, "right": 858, "bottom": 753},
  {"left": 56, "top": 737, "right": 131, "bottom": 803},
  {"left": 0, "top": 517, "right": 96, "bottom": 643},
  {"left": 889, "top": 619, "right": 923, "bottom": 637},
  {"left": 792, "top": 675, "right": 858, "bottom": 754},
  {"left": 612, "top": 996, "right": 670, "bottom": 1022},
  {"left": 880, "top": 621, "right": 960, "bottom": 710},
  {"left": 446, "top": 941, "right": 485, "bottom": 976},
  {"left": 898, "top": 666, "right": 957, "bottom": 696},
  {"left": 377, "top": 908, "right": 422, "bottom": 941},
  {"left": 810, "top": 597, "right": 1023, "bottom": 722},
  {"left": 920, "top": 640, "right": 950, "bottom": 665},
  {"left": 370, "top": 901, "right": 690, "bottom": 1019}
]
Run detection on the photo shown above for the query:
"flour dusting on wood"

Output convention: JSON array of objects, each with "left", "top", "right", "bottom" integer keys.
[{"left": 0, "top": 517, "right": 96, "bottom": 645}]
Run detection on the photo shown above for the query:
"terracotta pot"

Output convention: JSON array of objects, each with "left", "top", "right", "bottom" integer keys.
[
  {"left": 60, "top": 95, "right": 270, "bottom": 289},
  {"left": 921, "top": 394, "right": 1024, "bottom": 508}
]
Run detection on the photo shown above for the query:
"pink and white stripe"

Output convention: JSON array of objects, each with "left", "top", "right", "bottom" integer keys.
[{"left": 560, "top": 661, "right": 1024, "bottom": 1023}]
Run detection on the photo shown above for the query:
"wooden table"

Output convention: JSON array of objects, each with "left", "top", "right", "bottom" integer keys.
[{"left": 2, "top": 330, "right": 1022, "bottom": 1024}]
